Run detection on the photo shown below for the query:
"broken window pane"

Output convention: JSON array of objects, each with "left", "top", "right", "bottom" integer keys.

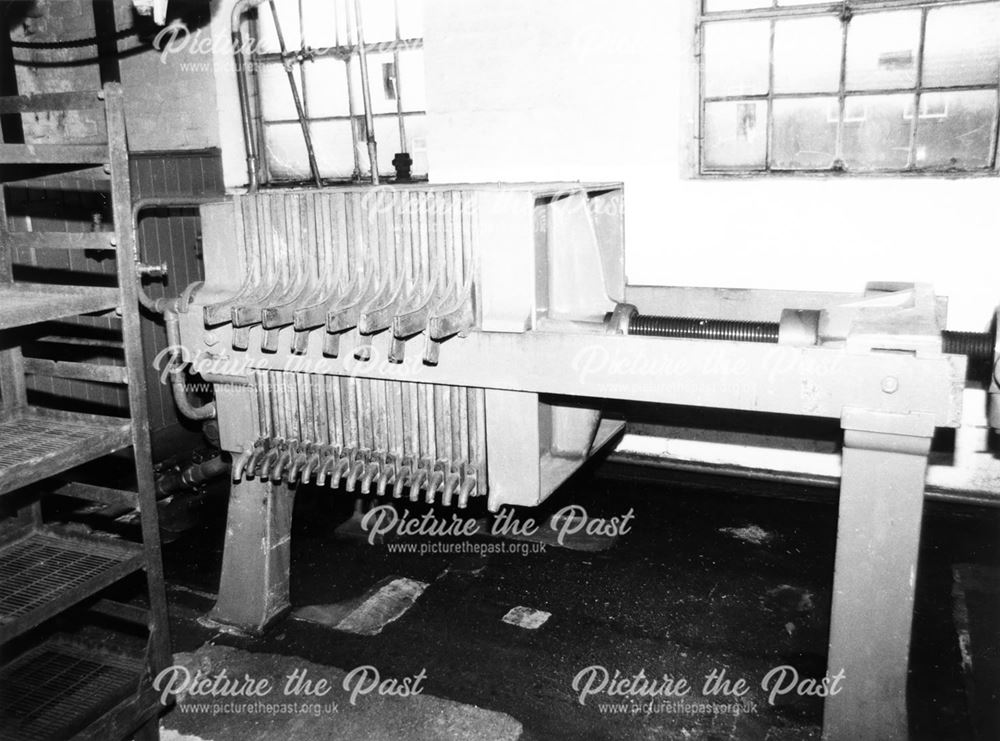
[
  {"left": 915, "top": 90, "right": 996, "bottom": 169},
  {"left": 703, "top": 100, "right": 768, "bottom": 168},
  {"left": 703, "top": 21, "right": 771, "bottom": 97},
  {"left": 924, "top": 4, "right": 1000, "bottom": 87},
  {"left": 772, "top": 97, "right": 838, "bottom": 169},
  {"left": 773, "top": 17, "right": 842, "bottom": 94},
  {"left": 841, "top": 94, "right": 914, "bottom": 170},
  {"left": 846, "top": 10, "right": 921, "bottom": 91}
]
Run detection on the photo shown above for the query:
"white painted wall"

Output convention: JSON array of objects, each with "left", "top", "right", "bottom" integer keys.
[
  {"left": 210, "top": 0, "right": 997, "bottom": 330},
  {"left": 422, "top": 0, "right": 998, "bottom": 331}
]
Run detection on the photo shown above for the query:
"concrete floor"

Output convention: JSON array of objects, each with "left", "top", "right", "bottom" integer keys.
[{"left": 158, "top": 464, "right": 1000, "bottom": 741}]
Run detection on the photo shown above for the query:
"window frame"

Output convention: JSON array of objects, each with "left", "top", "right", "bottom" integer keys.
[
  {"left": 696, "top": 0, "right": 1000, "bottom": 176},
  {"left": 249, "top": 0, "right": 427, "bottom": 185}
]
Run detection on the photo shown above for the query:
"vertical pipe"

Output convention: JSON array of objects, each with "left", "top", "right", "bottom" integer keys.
[
  {"left": 343, "top": 0, "right": 363, "bottom": 180},
  {"left": 392, "top": 0, "right": 408, "bottom": 154},
  {"left": 352, "top": 0, "right": 380, "bottom": 184},
  {"left": 268, "top": 0, "right": 322, "bottom": 187},
  {"left": 231, "top": 0, "right": 263, "bottom": 190},
  {"left": 908, "top": 8, "right": 929, "bottom": 170}
]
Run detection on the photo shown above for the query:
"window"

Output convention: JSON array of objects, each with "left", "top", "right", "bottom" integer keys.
[
  {"left": 251, "top": 0, "right": 427, "bottom": 183},
  {"left": 698, "top": 0, "right": 1000, "bottom": 174}
]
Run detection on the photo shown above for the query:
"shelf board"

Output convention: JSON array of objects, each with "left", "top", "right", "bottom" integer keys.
[
  {"left": 0, "top": 144, "right": 109, "bottom": 165},
  {"left": 0, "top": 639, "right": 146, "bottom": 741},
  {"left": 0, "top": 407, "right": 132, "bottom": 497},
  {"left": 0, "top": 284, "right": 119, "bottom": 331},
  {"left": 0, "top": 527, "right": 143, "bottom": 643}
]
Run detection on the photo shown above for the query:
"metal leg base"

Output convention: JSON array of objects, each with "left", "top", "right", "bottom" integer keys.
[
  {"left": 823, "top": 409, "right": 935, "bottom": 740},
  {"left": 209, "top": 478, "right": 296, "bottom": 634}
]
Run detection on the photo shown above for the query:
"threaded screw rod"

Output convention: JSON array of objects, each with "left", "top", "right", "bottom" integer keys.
[
  {"left": 626, "top": 314, "right": 995, "bottom": 382},
  {"left": 627, "top": 314, "right": 780, "bottom": 343},
  {"left": 942, "top": 330, "right": 994, "bottom": 364}
]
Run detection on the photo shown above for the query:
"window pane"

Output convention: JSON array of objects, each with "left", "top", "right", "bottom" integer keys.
[
  {"left": 924, "top": 4, "right": 1000, "bottom": 87},
  {"left": 773, "top": 17, "right": 842, "bottom": 94},
  {"left": 772, "top": 97, "right": 837, "bottom": 169},
  {"left": 846, "top": 10, "right": 920, "bottom": 91},
  {"left": 915, "top": 90, "right": 996, "bottom": 169},
  {"left": 264, "top": 123, "right": 317, "bottom": 180},
  {"left": 841, "top": 94, "right": 913, "bottom": 170},
  {"left": 300, "top": 1, "right": 347, "bottom": 48},
  {"left": 372, "top": 114, "right": 428, "bottom": 175},
  {"left": 255, "top": 2, "right": 303, "bottom": 54},
  {"left": 359, "top": 0, "right": 400, "bottom": 43},
  {"left": 258, "top": 63, "right": 300, "bottom": 122},
  {"left": 313, "top": 120, "right": 366, "bottom": 178},
  {"left": 704, "top": 0, "right": 769, "bottom": 11},
  {"left": 703, "top": 100, "right": 767, "bottom": 168},
  {"left": 703, "top": 21, "right": 771, "bottom": 97},
  {"left": 348, "top": 51, "right": 400, "bottom": 115},
  {"left": 396, "top": 0, "right": 424, "bottom": 39},
  {"left": 777, "top": 0, "right": 834, "bottom": 6},
  {"left": 264, "top": 118, "right": 430, "bottom": 181},
  {"left": 303, "top": 59, "right": 352, "bottom": 118}
]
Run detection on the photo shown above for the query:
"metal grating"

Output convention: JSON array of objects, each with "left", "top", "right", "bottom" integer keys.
[
  {"left": 0, "top": 530, "right": 140, "bottom": 634},
  {"left": 0, "top": 416, "right": 104, "bottom": 469},
  {"left": 0, "top": 408, "right": 132, "bottom": 497},
  {"left": 0, "top": 641, "right": 142, "bottom": 741}
]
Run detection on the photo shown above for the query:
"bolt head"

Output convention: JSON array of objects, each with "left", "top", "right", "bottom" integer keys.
[{"left": 881, "top": 376, "right": 900, "bottom": 394}]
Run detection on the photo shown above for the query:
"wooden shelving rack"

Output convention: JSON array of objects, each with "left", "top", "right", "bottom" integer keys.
[{"left": 0, "top": 85, "right": 170, "bottom": 740}]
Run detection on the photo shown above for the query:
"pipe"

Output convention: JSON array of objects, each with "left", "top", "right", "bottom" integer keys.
[
  {"left": 266, "top": 0, "right": 322, "bottom": 187},
  {"left": 392, "top": 0, "right": 407, "bottom": 154},
  {"left": 342, "top": 26, "right": 362, "bottom": 179},
  {"left": 132, "top": 196, "right": 220, "bottom": 313},
  {"left": 351, "top": 0, "right": 380, "bottom": 184},
  {"left": 231, "top": 0, "right": 267, "bottom": 190},
  {"left": 164, "top": 309, "right": 216, "bottom": 420},
  {"left": 156, "top": 454, "right": 231, "bottom": 497}
]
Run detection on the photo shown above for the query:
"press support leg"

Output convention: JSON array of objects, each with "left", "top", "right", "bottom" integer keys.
[
  {"left": 210, "top": 478, "right": 296, "bottom": 633},
  {"left": 823, "top": 410, "right": 935, "bottom": 740}
]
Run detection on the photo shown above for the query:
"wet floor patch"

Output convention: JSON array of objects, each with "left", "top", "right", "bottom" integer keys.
[
  {"left": 501, "top": 606, "right": 552, "bottom": 630},
  {"left": 294, "top": 576, "right": 429, "bottom": 636},
  {"left": 718, "top": 525, "right": 774, "bottom": 546}
]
